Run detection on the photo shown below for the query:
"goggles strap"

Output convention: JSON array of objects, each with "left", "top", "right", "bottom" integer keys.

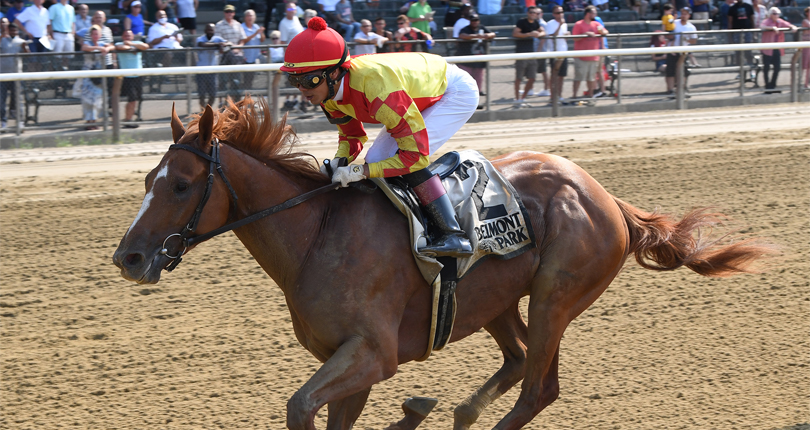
[{"left": 324, "top": 45, "right": 349, "bottom": 101}]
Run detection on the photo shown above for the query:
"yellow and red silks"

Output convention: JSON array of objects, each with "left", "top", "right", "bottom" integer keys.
[{"left": 322, "top": 52, "right": 448, "bottom": 178}]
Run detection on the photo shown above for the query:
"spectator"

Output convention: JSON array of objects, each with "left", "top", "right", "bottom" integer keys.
[
  {"left": 752, "top": 0, "right": 767, "bottom": 30},
  {"left": 114, "top": 29, "right": 148, "bottom": 127},
  {"left": 335, "top": 0, "right": 362, "bottom": 40},
  {"left": 626, "top": 0, "right": 647, "bottom": 17},
  {"left": 592, "top": 12, "right": 608, "bottom": 97},
  {"left": 661, "top": 3, "right": 675, "bottom": 31},
  {"left": 802, "top": 7, "right": 809, "bottom": 90},
  {"left": 303, "top": 8, "right": 318, "bottom": 27},
  {"left": 650, "top": 30, "right": 667, "bottom": 73},
  {"left": 406, "top": 0, "right": 433, "bottom": 35},
  {"left": 74, "top": 4, "right": 91, "bottom": 35},
  {"left": 196, "top": 23, "right": 228, "bottom": 111},
  {"left": 665, "top": 7, "right": 696, "bottom": 94},
  {"left": 566, "top": 0, "right": 587, "bottom": 12},
  {"left": 443, "top": 1, "right": 470, "bottom": 28},
  {"left": 593, "top": 0, "right": 609, "bottom": 11},
  {"left": 13, "top": 0, "right": 50, "bottom": 62},
  {"left": 83, "top": 11, "right": 114, "bottom": 69},
  {"left": 242, "top": 9, "right": 265, "bottom": 64},
  {"left": 143, "top": 0, "right": 170, "bottom": 26},
  {"left": 394, "top": 15, "right": 431, "bottom": 52},
  {"left": 728, "top": 0, "right": 754, "bottom": 76},
  {"left": 175, "top": 0, "right": 197, "bottom": 34},
  {"left": 268, "top": 29, "right": 284, "bottom": 62},
  {"left": 262, "top": 0, "right": 280, "bottom": 37},
  {"left": 123, "top": 0, "right": 147, "bottom": 37},
  {"left": 532, "top": 6, "right": 550, "bottom": 97},
  {"left": 457, "top": 14, "right": 494, "bottom": 102},
  {"left": 215, "top": 5, "right": 245, "bottom": 47},
  {"left": 5, "top": 0, "right": 26, "bottom": 28},
  {"left": 48, "top": 0, "right": 75, "bottom": 69},
  {"left": 690, "top": 0, "right": 710, "bottom": 29},
  {"left": 452, "top": 4, "right": 473, "bottom": 38},
  {"left": 571, "top": 6, "right": 607, "bottom": 99},
  {"left": 544, "top": 5, "right": 568, "bottom": 102},
  {"left": 318, "top": 0, "right": 340, "bottom": 24},
  {"left": 80, "top": 25, "right": 112, "bottom": 130},
  {"left": 353, "top": 19, "right": 387, "bottom": 54},
  {"left": 241, "top": 9, "right": 265, "bottom": 90},
  {"left": 147, "top": 9, "right": 182, "bottom": 49},
  {"left": 759, "top": 7, "right": 796, "bottom": 92},
  {"left": 1, "top": 20, "right": 29, "bottom": 129},
  {"left": 512, "top": 7, "right": 544, "bottom": 106},
  {"left": 279, "top": 2, "right": 304, "bottom": 44},
  {"left": 373, "top": 16, "right": 394, "bottom": 52},
  {"left": 478, "top": 0, "right": 502, "bottom": 15}
]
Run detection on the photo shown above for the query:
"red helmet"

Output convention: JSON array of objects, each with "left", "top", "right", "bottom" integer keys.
[{"left": 280, "top": 17, "right": 351, "bottom": 74}]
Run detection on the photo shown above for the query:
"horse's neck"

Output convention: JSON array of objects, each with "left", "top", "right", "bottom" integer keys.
[{"left": 223, "top": 146, "right": 324, "bottom": 292}]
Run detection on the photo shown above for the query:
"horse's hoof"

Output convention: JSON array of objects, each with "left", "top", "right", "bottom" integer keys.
[{"left": 402, "top": 396, "right": 438, "bottom": 417}]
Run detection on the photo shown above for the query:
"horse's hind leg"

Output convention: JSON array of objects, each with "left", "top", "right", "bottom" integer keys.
[
  {"left": 453, "top": 302, "right": 529, "bottom": 430},
  {"left": 326, "top": 388, "right": 370, "bottom": 430}
]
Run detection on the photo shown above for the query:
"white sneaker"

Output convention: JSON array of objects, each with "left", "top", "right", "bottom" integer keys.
[
  {"left": 526, "top": 90, "right": 535, "bottom": 97},
  {"left": 1, "top": 121, "right": 6, "bottom": 129},
  {"left": 514, "top": 98, "right": 527, "bottom": 107},
  {"left": 537, "top": 89, "right": 551, "bottom": 97}
]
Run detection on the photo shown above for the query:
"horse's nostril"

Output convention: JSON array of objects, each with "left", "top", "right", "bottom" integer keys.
[{"left": 124, "top": 253, "right": 145, "bottom": 268}]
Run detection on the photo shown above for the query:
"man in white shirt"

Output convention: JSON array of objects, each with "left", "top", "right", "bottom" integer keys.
[
  {"left": 352, "top": 19, "right": 387, "bottom": 55},
  {"left": 452, "top": 4, "right": 472, "bottom": 38},
  {"left": 665, "top": 7, "right": 697, "bottom": 94},
  {"left": 278, "top": 2, "right": 303, "bottom": 43},
  {"left": 147, "top": 9, "right": 183, "bottom": 49},
  {"left": 13, "top": 0, "right": 50, "bottom": 54},
  {"left": 544, "top": 5, "right": 569, "bottom": 102}
]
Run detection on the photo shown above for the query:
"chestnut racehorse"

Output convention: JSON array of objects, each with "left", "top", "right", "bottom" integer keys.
[{"left": 113, "top": 98, "right": 771, "bottom": 430}]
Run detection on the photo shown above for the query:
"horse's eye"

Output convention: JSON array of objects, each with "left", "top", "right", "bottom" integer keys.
[{"left": 174, "top": 182, "right": 189, "bottom": 193}]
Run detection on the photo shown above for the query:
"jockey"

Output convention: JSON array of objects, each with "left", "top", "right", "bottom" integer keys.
[{"left": 281, "top": 17, "right": 479, "bottom": 258}]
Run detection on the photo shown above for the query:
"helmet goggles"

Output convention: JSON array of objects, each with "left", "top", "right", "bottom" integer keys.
[{"left": 288, "top": 71, "right": 326, "bottom": 90}]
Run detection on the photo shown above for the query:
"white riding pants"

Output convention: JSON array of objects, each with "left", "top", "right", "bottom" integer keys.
[{"left": 365, "top": 64, "right": 479, "bottom": 164}]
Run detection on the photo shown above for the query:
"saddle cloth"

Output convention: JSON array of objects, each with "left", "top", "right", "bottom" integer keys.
[{"left": 373, "top": 150, "right": 536, "bottom": 286}]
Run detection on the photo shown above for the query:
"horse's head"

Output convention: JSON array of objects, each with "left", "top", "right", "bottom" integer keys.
[{"left": 113, "top": 104, "right": 234, "bottom": 284}]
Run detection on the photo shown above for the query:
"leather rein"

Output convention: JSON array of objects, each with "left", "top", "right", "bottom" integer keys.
[{"left": 160, "top": 140, "right": 342, "bottom": 272}]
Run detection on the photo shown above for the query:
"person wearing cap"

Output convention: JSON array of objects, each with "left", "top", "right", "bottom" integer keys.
[
  {"left": 665, "top": 7, "right": 697, "bottom": 94},
  {"left": 282, "top": 17, "right": 479, "bottom": 258},
  {"left": 123, "top": 1, "right": 146, "bottom": 36},
  {"left": 759, "top": 7, "right": 796, "bottom": 92},
  {"left": 215, "top": 5, "right": 245, "bottom": 47}
]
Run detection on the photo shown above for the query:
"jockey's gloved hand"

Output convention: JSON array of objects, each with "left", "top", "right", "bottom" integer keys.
[
  {"left": 332, "top": 164, "right": 366, "bottom": 187},
  {"left": 320, "top": 157, "right": 345, "bottom": 176}
]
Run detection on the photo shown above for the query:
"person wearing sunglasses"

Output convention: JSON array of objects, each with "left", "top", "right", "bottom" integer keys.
[
  {"left": 759, "top": 7, "right": 797, "bottom": 92},
  {"left": 281, "top": 17, "right": 479, "bottom": 258}
]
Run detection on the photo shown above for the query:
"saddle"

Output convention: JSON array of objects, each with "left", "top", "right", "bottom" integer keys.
[{"left": 373, "top": 151, "right": 536, "bottom": 360}]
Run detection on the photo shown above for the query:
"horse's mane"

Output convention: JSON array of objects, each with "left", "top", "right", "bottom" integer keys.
[{"left": 187, "top": 96, "right": 326, "bottom": 183}]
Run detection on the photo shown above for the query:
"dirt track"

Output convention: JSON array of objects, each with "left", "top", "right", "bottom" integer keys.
[{"left": 1, "top": 107, "right": 809, "bottom": 429}]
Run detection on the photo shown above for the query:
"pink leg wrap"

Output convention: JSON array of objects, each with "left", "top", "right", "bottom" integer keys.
[{"left": 412, "top": 174, "right": 446, "bottom": 205}]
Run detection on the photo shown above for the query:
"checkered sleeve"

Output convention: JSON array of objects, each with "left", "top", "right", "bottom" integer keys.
[
  {"left": 366, "top": 90, "right": 430, "bottom": 178},
  {"left": 333, "top": 116, "right": 368, "bottom": 163}
]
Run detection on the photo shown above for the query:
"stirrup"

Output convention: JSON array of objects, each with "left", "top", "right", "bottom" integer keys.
[{"left": 419, "top": 233, "right": 473, "bottom": 258}]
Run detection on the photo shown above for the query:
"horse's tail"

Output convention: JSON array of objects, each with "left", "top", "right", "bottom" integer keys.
[{"left": 612, "top": 196, "right": 775, "bottom": 277}]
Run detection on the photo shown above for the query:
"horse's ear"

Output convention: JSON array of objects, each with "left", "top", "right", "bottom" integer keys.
[
  {"left": 170, "top": 103, "right": 185, "bottom": 144},
  {"left": 198, "top": 105, "right": 214, "bottom": 147}
]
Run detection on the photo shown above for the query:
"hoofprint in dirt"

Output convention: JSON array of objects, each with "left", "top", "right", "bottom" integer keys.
[{"left": 1, "top": 125, "right": 808, "bottom": 428}]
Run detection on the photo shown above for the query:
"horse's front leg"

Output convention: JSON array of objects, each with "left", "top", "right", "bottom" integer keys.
[
  {"left": 326, "top": 388, "right": 371, "bottom": 430},
  {"left": 287, "top": 335, "right": 397, "bottom": 430}
]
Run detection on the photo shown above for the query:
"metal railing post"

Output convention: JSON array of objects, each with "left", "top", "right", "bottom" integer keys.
[
  {"left": 616, "top": 36, "right": 622, "bottom": 104},
  {"left": 102, "top": 76, "right": 108, "bottom": 132},
  {"left": 186, "top": 49, "right": 192, "bottom": 116},
  {"left": 551, "top": 57, "right": 560, "bottom": 117},
  {"left": 790, "top": 50, "right": 800, "bottom": 103},
  {"left": 485, "top": 40, "right": 491, "bottom": 112},
  {"left": 676, "top": 53, "right": 686, "bottom": 109},
  {"left": 271, "top": 71, "right": 280, "bottom": 124},
  {"left": 15, "top": 56, "right": 23, "bottom": 141},
  {"left": 738, "top": 34, "right": 745, "bottom": 98}
]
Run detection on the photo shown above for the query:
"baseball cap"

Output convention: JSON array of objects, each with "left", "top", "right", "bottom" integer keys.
[
  {"left": 224, "top": 4, "right": 236, "bottom": 11},
  {"left": 469, "top": 13, "right": 480, "bottom": 20},
  {"left": 681, "top": 6, "right": 691, "bottom": 12},
  {"left": 131, "top": 0, "right": 142, "bottom": 6}
]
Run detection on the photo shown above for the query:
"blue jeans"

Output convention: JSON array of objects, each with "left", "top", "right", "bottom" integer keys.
[{"left": 339, "top": 22, "right": 362, "bottom": 41}]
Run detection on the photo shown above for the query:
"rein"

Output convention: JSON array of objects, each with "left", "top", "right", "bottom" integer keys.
[{"left": 160, "top": 139, "right": 344, "bottom": 272}]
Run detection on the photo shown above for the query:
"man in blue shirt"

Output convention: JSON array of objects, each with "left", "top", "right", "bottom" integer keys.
[
  {"left": 196, "top": 23, "right": 229, "bottom": 110},
  {"left": 115, "top": 29, "right": 148, "bottom": 126},
  {"left": 48, "top": 0, "right": 75, "bottom": 69},
  {"left": 5, "top": 0, "right": 26, "bottom": 28}
]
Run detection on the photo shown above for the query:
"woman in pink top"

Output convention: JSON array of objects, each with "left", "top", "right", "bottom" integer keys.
[
  {"left": 802, "top": 7, "right": 810, "bottom": 89},
  {"left": 759, "top": 7, "right": 796, "bottom": 91}
]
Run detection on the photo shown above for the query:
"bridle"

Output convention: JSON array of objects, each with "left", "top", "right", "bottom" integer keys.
[{"left": 158, "top": 139, "right": 366, "bottom": 272}]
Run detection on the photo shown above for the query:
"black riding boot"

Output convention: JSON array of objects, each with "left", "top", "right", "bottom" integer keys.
[{"left": 404, "top": 169, "right": 473, "bottom": 258}]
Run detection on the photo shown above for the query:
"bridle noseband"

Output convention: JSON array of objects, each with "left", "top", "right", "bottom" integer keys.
[
  {"left": 158, "top": 139, "right": 362, "bottom": 272},
  {"left": 161, "top": 139, "right": 239, "bottom": 272}
]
